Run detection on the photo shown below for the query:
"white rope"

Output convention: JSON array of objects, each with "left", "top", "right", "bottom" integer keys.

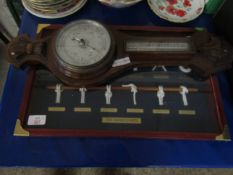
[
  {"left": 157, "top": 85, "right": 165, "bottom": 106},
  {"left": 122, "top": 84, "right": 138, "bottom": 105},
  {"left": 79, "top": 88, "right": 87, "bottom": 104},
  {"left": 105, "top": 85, "right": 112, "bottom": 105},
  {"left": 180, "top": 86, "right": 189, "bottom": 106},
  {"left": 152, "top": 66, "right": 167, "bottom": 72},
  {"left": 55, "top": 84, "right": 63, "bottom": 104}
]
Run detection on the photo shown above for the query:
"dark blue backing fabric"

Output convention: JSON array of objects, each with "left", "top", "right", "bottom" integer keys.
[{"left": 0, "top": 0, "right": 233, "bottom": 167}]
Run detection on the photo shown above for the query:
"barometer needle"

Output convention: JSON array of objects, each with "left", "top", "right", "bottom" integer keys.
[
  {"left": 72, "top": 37, "right": 84, "bottom": 44},
  {"left": 72, "top": 37, "right": 99, "bottom": 53}
]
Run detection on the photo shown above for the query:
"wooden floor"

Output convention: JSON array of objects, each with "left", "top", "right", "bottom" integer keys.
[{"left": 0, "top": 168, "right": 233, "bottom": 175}]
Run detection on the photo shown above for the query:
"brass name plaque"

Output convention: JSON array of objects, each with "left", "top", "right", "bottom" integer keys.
[
  {"left": 179, "top": 110, "right": 196, "bottom": 115},
  {"left": 153, "top": 75, "right": 169, "bottom": 79},
  {"left": 100, "top": 108, "right": 118, "bottom": 113},
  {"left": 127, "top": 108, "right": 144, "bottom": 113},
  {"left": 48, "top": 107, "right": 66, "bottom": 112},
  {"left": 74, "top": 107, "right": 91, "bottom": 112},
  {"left": 152, "top": 109, "right": 170, "bottom": 114},
  {"left": 102, "top": 117, "right": 141, "bottom": 124}
]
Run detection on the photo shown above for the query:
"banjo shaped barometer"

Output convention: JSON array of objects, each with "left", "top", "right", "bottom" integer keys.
[{"left": 6, "top": 20, "right": 233, "bottom": 86}]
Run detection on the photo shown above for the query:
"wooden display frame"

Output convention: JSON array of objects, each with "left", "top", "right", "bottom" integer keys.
[
  {"left": 13, "top": 24, "right": 230, "bottom": 140},
  {"left": 13, "top": 68, "right": 230, "bottom": 140}
]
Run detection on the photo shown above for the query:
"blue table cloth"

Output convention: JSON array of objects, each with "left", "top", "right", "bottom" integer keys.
[{"left": 0, "top": 0, "right": 233, "bottom": 167}]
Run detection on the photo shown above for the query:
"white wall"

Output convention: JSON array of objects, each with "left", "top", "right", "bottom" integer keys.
[{"left": 0, "top": 0, "right": 18, "bottom": 37}]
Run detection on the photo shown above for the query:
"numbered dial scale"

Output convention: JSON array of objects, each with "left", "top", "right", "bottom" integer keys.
[
  {"left": 7, "top": 20, "right": 233, "bottom": 86},
  {"left": 55, "top": 20, "right": 114, "bottom": 73}
]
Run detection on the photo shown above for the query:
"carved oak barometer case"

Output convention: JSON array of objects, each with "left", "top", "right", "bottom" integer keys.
[{"left": 6, "top": 20, "right": 233, "bottom": 86}]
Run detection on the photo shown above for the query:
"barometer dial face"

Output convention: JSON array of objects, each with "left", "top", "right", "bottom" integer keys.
[{"left": 55, "top": 20, "right": 112, "bottom": 69}]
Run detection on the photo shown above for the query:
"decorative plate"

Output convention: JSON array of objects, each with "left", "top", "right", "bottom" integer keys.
[
  {"left": 22, "top": 0, "right": 87, "bottom": 19},
  {"left": 99, "top": 0, "right": 143, "bottom": 8},
  {"left": 148, "top": 0, "right": 207, "bottom": 23}
]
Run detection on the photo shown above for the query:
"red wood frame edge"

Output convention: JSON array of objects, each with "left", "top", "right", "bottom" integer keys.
[{"left": 16, "top": 68, "right": 227, "bottom": 139}]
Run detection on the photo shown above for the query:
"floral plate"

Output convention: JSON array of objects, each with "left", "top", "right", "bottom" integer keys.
[
  {"left": 148, "top": 0, "right": 208, "bottom": 23},
  {"left": 22, "top": 0, "right": 87, "bottom": 19},
  {"left": 99, "top": 0, "right": 143, "bottom": 8}
]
